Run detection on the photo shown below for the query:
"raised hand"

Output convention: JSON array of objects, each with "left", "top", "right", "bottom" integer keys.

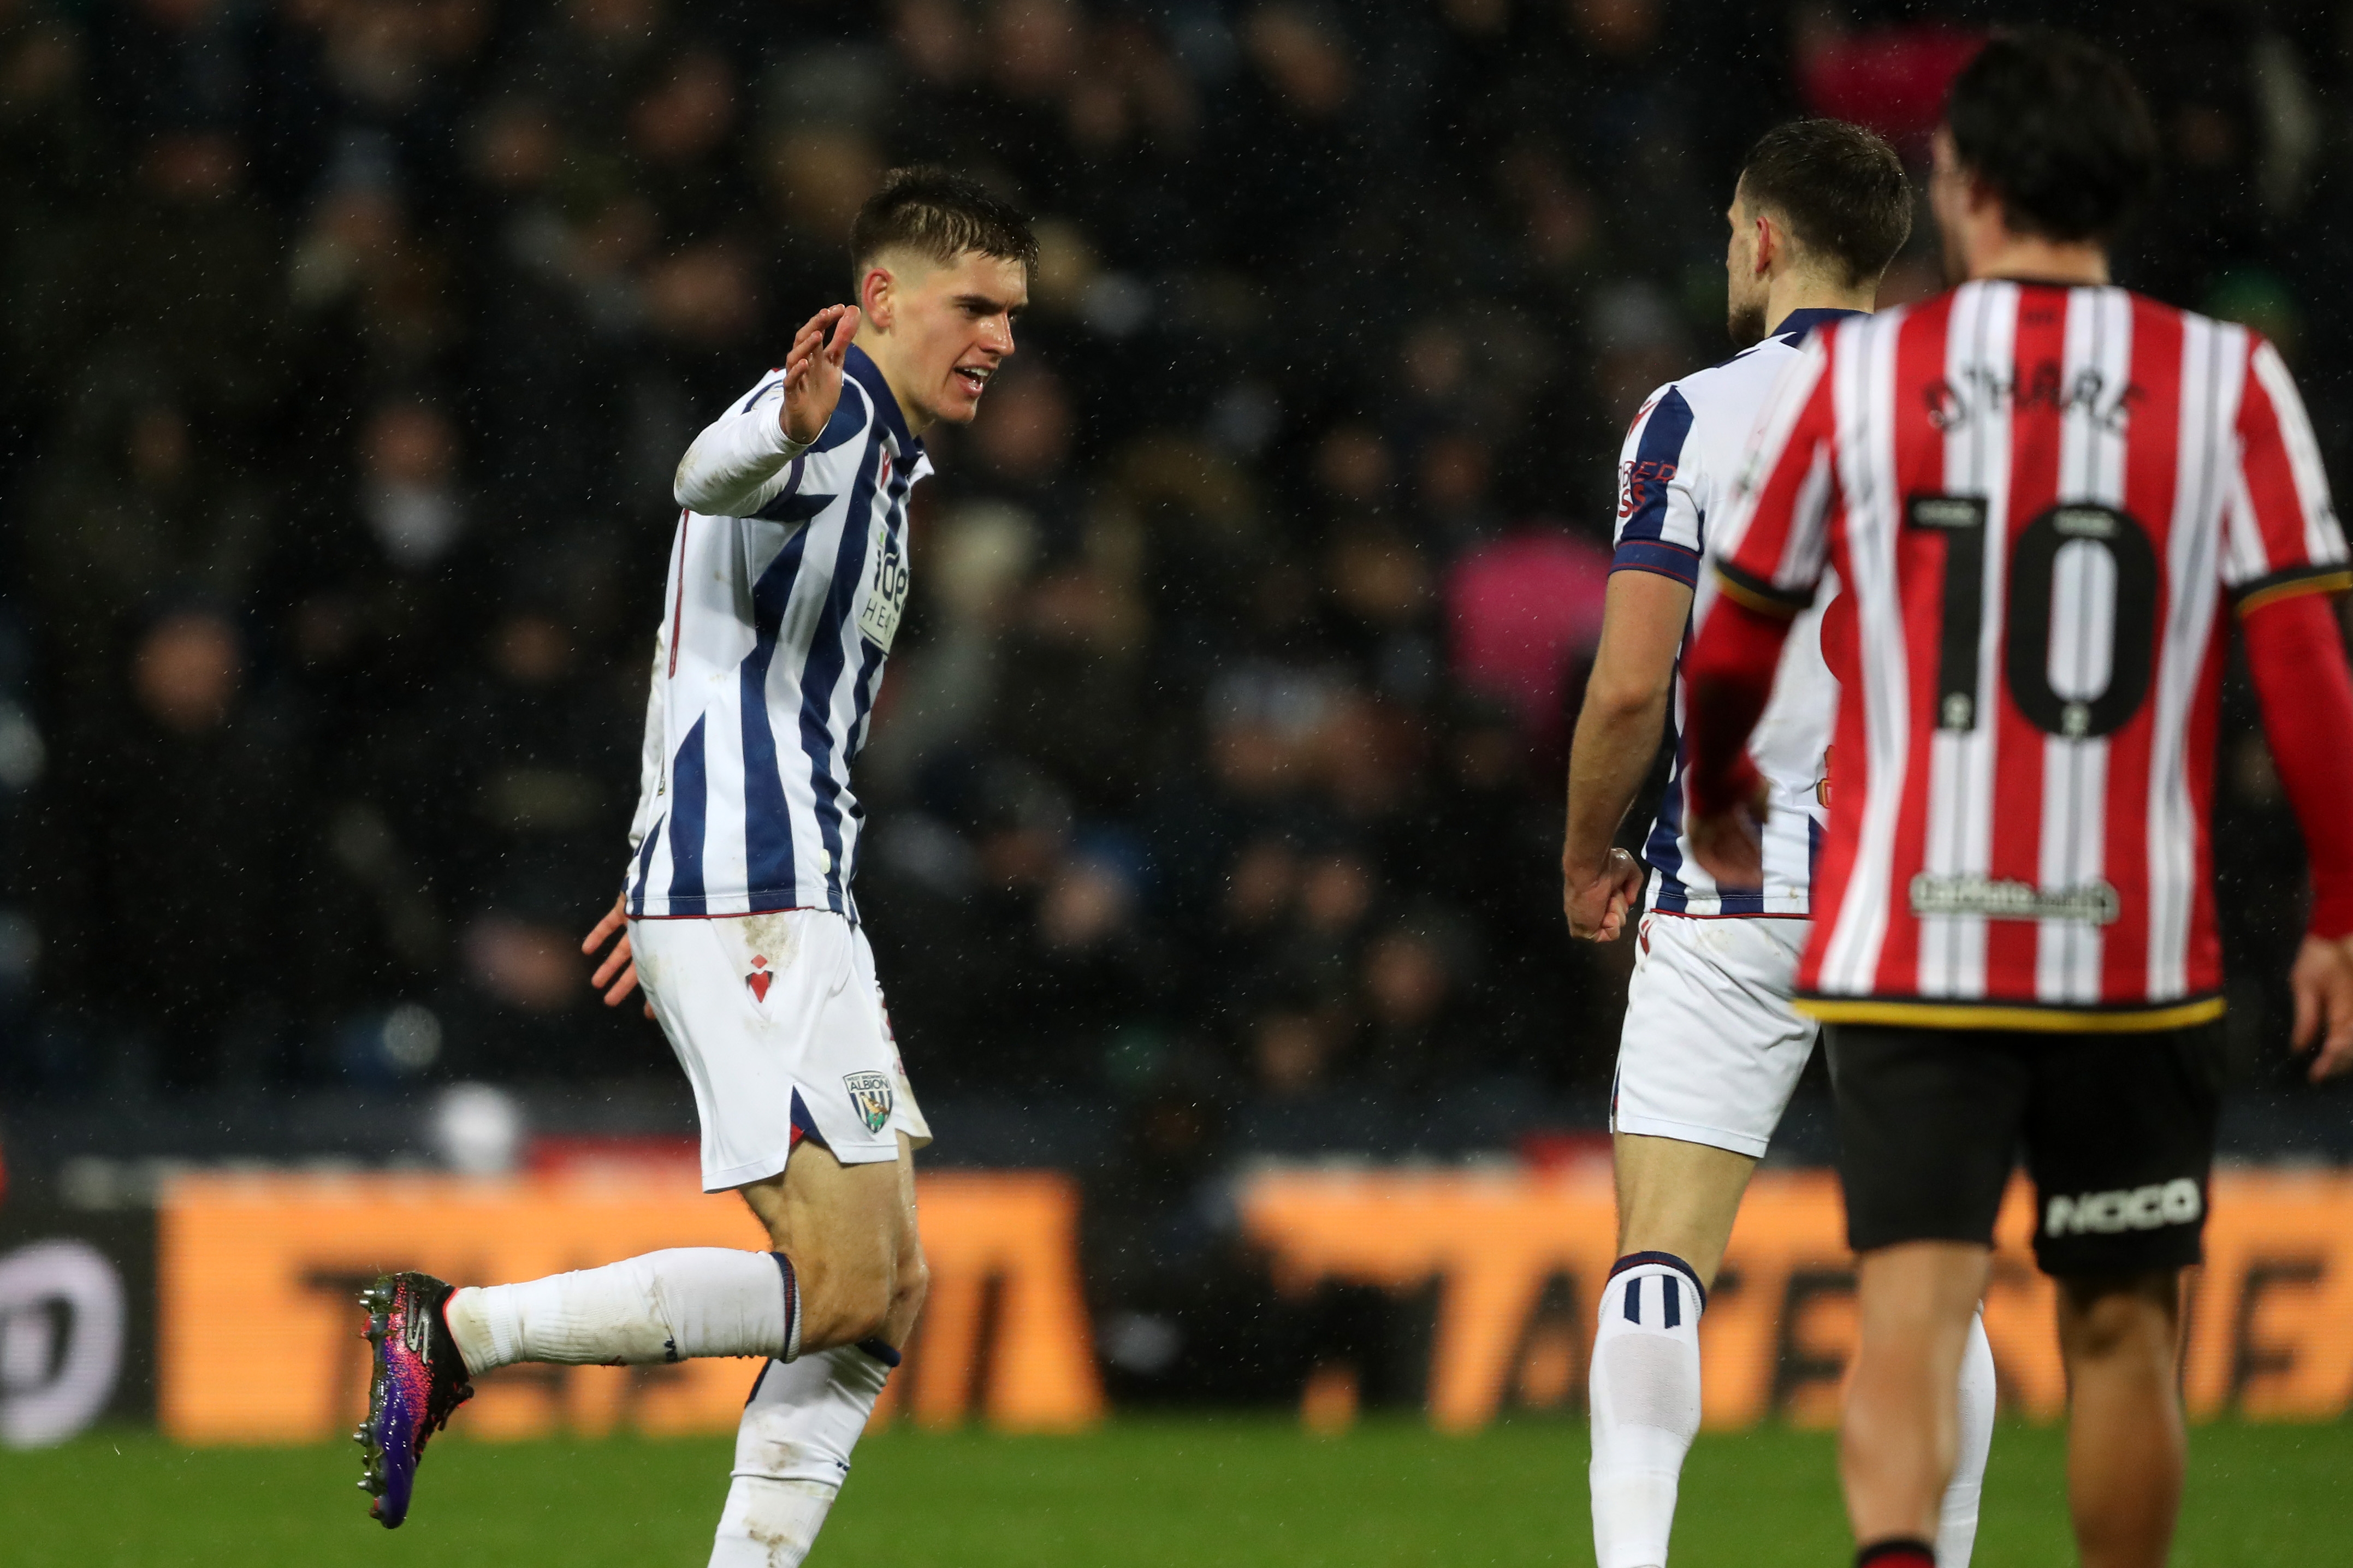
[
  {"left": 583, "top": 892, "right": 654, "bottom": 1019},
  {"left": 783, "top": 304, "right": 860, "bottom": 447}
]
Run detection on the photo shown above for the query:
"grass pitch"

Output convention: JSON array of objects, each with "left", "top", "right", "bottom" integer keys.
[{"left": 7, "top": 1417, "right": 2343, "bottom": 1566}]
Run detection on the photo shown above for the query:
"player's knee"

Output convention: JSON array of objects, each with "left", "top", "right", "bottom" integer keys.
[
  {"left": 2059, "top": 1269, "right": 2179, "bottom": 1358},
  {"left": 797, "top": 1248, "right": 895, "bottom": 1348}
]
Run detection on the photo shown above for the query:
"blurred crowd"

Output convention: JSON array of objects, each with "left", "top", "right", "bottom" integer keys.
[{"left": 3, "top": 0, "right": 2348, "bottom": 1146}]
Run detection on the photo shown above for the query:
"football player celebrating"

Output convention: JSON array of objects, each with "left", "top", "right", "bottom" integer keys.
[
  {"left": 1562, "top": 119, "right": 1997, "bottom": 1568},
  {"left": 353, "top": 168, "right": 1033, "bottom": 1568},
  {"left": 1683, "top": 32, "right": 2353, "bottom": 1568}
]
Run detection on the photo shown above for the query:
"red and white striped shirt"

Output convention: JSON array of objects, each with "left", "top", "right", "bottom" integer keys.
[{"left": 1701, "top": 280, "right": 2352, "bottom": 1030}]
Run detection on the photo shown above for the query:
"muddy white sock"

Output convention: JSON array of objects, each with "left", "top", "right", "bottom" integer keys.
[
  {"left": 1936, "top": 1309, "right": 1996, "bottom": 1567},
  {"left": 1589, "top": 1253, "right": 1705, "bottom": 1568},
  {"left": 708, "top": 1340, "right": 898, "bottom": 1567},
  {"left": 444, "top": 1249, "right": 798, "bottom": 1374},
  {"left": 709, "top": 1478, "right": 834, "bottom": 1567}
]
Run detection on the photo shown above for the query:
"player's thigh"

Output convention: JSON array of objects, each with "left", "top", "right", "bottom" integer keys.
[
  {"left": 1611, "top": 912, "right": 1816, "bottom": 1147},
  {"left": 2022, "top": 1020, "right": 2224, "bottom": 1278},
  {"left": 1824, "top": 1022, "right": 2028, "bottom": 1254}
]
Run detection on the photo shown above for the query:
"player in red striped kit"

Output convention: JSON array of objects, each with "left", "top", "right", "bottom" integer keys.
[{"left": 1680, "top": 31, "right": 2353, "bottom": 1568}]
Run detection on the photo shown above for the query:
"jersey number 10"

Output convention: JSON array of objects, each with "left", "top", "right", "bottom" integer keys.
[{"left": 1908, "top": 495, "right": 2160, "bottom": 740}]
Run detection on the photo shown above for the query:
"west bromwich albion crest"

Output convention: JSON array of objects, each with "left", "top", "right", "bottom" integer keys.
[{"left": 843, "top": 1071, "right": 894, "bottom": 1136}]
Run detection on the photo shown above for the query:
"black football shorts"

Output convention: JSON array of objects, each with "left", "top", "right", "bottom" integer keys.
[{"left": 1826, "top": 1018, "right": 2226, "bottom": 1276}]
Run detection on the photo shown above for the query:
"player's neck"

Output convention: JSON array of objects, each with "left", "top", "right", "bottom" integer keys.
[
  {"left": 1966, "top": 230, "right": 2110, "bottom": 288},
  {"left": 1764, "top": 273, "right": 1876, "bottom": 330},
  {"left": 858, "top": 338, "right": 934, "bottom": 437}
]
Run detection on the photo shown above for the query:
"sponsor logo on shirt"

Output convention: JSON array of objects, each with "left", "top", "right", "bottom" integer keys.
[
  {"left": 1617, "top": 458, "right": 1676, "bottom": 520},
  {"left": 857, "top": 521, "right": 910, "bottom": 652},
  {"left": 1909, "top": 873, "right": 2120, "bottom": 925}
]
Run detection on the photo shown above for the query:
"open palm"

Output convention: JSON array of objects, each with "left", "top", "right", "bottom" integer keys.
[{"left": 783, "top": 304, "right": 859, "bottom": 446}]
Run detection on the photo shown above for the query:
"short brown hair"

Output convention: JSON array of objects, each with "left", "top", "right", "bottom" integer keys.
[
  {"left": 849, "top": 166, "right": 1038, "bottom": 283},
  {"left": 1737, "top": 118, "right": 1912, "bottom": 288}
]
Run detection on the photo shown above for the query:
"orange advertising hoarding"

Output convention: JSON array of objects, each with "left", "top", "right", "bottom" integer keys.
[
  {"left": 157, "top": 1166, "right": 2353, "bottom": 1443},
  {"left": 1239, "top": 1167, "right": 2353, "bottom": 1430},
  {"left": 158, "top": 1171, "right": 1101, "bottom": 1445}
]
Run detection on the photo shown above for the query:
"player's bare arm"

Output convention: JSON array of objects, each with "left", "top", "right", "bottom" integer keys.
[{"left": 1562, "top": 568, "right": 1691, "bottom": 940}]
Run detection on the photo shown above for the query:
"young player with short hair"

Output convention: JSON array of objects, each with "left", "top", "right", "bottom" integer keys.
[
  {"left": 352, "top": 168, "right": 1035, "bottom": 1567},
  {"left": 1682, "top": 33, "right": 2353, "bottom": 1568},
  {"left": 1563, "top": 118, "right": 1995, "bottom": 1568}
]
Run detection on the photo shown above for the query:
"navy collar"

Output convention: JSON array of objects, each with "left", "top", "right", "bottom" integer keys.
[
  {"left": 844, "top": 344, "right": 923, "bottom": 458},
  {"left": 1772, "top": 306, "right": 1866, "bottom": 342}
]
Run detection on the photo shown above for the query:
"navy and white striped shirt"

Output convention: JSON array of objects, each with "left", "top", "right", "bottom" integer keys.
[
  {"left": 624, "top": 346, "right": 927, "bottom": 920},
  {"left": 1614, "top": 310, "right": 1852, "bottom": 916}
]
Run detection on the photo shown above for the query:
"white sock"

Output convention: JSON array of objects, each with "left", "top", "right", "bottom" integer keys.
[
  {"left": 708, "top": 1340, "right": 898, "bottom": 1567},
  {"left": 710, "top": 1478, "right": 834, "bottom": 1568},
  {"left": 1589, "top": 1254, "right": 1704, "bottom": 1568},
  {"left": 1937, "top": 1308, "right": 1996, "bottom": 1568},
  {"left": 443, "top": 1249, "right": 798, "bottom": 1374}
]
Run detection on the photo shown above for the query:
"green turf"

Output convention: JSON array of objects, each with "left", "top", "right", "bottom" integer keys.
[{"left": 6, "top": 1417, "right": 2344, "bottom": 1566}]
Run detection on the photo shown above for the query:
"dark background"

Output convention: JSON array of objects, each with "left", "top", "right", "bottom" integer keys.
[{"left": 1, "top": 1, "right": 2348, "bottom": 1225}]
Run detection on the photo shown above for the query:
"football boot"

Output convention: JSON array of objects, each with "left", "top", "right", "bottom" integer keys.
[{"left": 355, "top": 1270, "right": 474, "bottom": 1528}]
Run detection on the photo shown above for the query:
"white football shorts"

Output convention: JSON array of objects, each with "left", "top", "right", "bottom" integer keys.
[
  {"left": 629, "top": 908, "right": 932, "bottom": 1191},
  {"left": 1610, "top": 912, "right": 1817, "bottom": 1159}
]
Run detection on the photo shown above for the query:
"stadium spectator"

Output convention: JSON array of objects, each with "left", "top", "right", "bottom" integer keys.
[{"left": 44, "top": 608, "right": 303, "bottom": 1089}]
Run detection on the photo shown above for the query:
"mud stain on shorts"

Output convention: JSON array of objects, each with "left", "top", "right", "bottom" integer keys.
[{"left": 737, "top": 910, "right": 802, "bottom": 971}]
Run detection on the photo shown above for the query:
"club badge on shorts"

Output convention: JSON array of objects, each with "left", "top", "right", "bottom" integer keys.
[
  {"left": 843, "top": 1071, "right": 894, "bottom": 1136},
  {"left": 745, "top": 954, "right": 773, "bottom": 1003}
]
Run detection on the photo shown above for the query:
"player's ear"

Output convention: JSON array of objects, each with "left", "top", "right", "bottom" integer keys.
[
  {"left": 1752, "top": 210, "right": 1776, "bottom": 277},
  {"left": 859, "top": 265, "right": 894, "bottom": 332}
]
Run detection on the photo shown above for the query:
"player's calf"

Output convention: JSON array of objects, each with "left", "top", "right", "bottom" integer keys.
[{"left": 2056, "top": 1270, "right": 2184, "bottom": 1568}]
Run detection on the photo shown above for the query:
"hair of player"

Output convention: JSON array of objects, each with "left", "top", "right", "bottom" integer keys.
[
  {"left": 1944, "top": 28, "right": 2158, "bottom": 244},
  {"left": 1736, "top": 118, "right": 1913, "bottom": 289},
  {"left": 850, "top": 166, "right": 1039, "bottom": 284}
]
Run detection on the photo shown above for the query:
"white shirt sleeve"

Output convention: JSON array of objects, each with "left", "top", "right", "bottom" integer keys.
[
  {"left": 1611, "top": 381, "right": 1705, "bottom": 585},
  {"left": 672, "top": 374, "right": 811, "bottom": 518}
]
